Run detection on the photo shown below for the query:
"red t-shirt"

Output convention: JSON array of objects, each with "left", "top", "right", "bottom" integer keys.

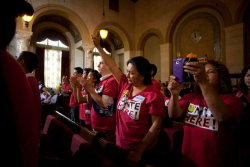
[
  {"left": 116, "top": 75, "right": 165, "bottom": 150},
  {"left": 79, "top": 89, "right": 92, "bottom": 125},
  {"left": 63, "top": 83, "right": 79, "bottom": 107},
  {"left": 91, "top": 75, "right": 118, "bottom": 131},
  {"left": 179, "top": 93, "right": 243, "bottom": 167},
  {"left": 1, "top": 49, "right": 39, "bottom": 167},
  {"left": 151, "top": 79, "right": 161, "bottom": 91}
]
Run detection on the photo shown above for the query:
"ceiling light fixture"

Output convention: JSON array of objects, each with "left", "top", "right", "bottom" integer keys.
[
  {"left": 99, "top": 29, "right": 108, "bottom": 39},
  {"left": 22, "top": 14, "right": 33, "bottom": 27}
]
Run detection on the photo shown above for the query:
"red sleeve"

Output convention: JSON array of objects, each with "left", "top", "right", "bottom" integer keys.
[
  {"left": 118, "top": 74, "right": 128, "bottom": 92},
  {"left": 148, "top": 88, "right": 165, "bottom": 117},
  {"left": 63, "top": 83, "right": 69, "bottom": 93},
  {"left": 102, "top": 77, "right": 119, "bottom": 99},
  {"left": 221, "top": 94, "right": 244, "bottom": 122}
]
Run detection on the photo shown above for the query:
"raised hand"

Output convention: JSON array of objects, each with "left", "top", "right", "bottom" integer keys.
[
  {"left": 70, "top": 76, "right": 80, "bottom": 87},
  {"left": 167, "top": 75, "right": 184, "bottom": 96},
  {"left": 184, "top": 62, "right": 207, "bottom": 85},
  {"left": 91, "top": 35, "right": 101, "bottom": 48}
]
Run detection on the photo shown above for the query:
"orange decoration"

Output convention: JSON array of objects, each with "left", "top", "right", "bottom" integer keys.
[{"left": 186, "top": 53, "right": 198, "bottom": 58}]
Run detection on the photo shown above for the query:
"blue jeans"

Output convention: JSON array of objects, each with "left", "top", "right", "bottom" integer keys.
[{"left": 70, "top": 106, "right": 79, "bottom": 123}]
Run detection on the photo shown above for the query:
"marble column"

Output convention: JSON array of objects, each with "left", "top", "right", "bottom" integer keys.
[
  {"left": 15, "top": 29, "right": 33, "bottom": 57},
  {"left": 83, "top": 44, "right": 94, "bottom": 68}
]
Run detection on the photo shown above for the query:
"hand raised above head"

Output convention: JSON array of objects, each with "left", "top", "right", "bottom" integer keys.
[
  {"left": 184, "top": 62, "right": 207, "bottom": 84},
  {"left": 91, "top": 35, "right": 101, "bottom": 48}
]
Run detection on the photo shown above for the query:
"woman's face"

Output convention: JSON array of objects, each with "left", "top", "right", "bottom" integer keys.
[
  {"left": 244, "top": 69, "right": 250, "bottom": 88},
  {"left": 87, "top": 72, "right": 96, "bottom": 83},
  {"left": 205, "top": 64, "right": 219, "bottom": 89},
  {"left": 126, "top": 63, "right": 144, "bottom": 86},
  {"left": 82, "top": 71, "right": 88, "bottom": 79}
]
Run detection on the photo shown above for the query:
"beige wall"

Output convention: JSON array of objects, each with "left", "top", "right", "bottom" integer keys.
[{"left": 13, "top": 0, "right": 248, "bottom": 81}]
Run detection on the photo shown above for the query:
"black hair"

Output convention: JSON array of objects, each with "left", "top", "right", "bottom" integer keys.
[
  {"left": 239, "top": 66, "right": 250, "bottom": 96},
  {"left": 89, "top": 69, "right": 102, "bottom": 85},
  {"left": 74, "top": 67, "right": 83, "bottom": 74},
  {"left": 84, "top": 68, "right": 92, "bottom": 75},
  {"left": 18, "top": 51, "right": 39, "bottom": 73},
  {"left": 0, "top": 1, "right": 34, "bottom": 47},
  {"left": 127, "top": 56, "right": 152, "bottom": 85},
  {"left": 150, "top": 64, "right": 157, "bottom": 77}
]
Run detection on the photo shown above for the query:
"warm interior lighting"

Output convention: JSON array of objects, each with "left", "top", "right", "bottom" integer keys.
[
  {"left": 22, "top": 14, "right": 33, "bottom": 27},
  {"left": 22, "top": 14, "right": 33, "bottom": 22},
  {"left": 99, "top": 29, "right": 108, "bottom": 39}
]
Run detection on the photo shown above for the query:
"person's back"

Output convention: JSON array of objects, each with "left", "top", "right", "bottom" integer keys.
[
  {"left": 0, "top": 1, "right": 39, "bottom": 167},
  {"left": 150, "top": 64, "right": 161, "bottom": 91},
  {"left": 17, "top": 51, "right": 42, "bottom": 129}
]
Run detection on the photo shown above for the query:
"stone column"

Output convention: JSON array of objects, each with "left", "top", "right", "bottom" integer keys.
[
  {"left": 224, "top": 23, "right": 244, "bottom": 74},
  {"left": 15, "top": 29, "right": 33, "bottom": 57},
  {"left": 82, "top": 43, "right": 94, "bottom": 68},
  {"left": 160, "top": 43, "right": 172, "bottom": 83}
]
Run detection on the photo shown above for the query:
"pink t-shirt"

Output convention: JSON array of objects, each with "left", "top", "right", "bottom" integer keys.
[
  {"left": 151, "top": 79, "right": 161, "bottom": 91},
  {"left": 79, "top": 89, "right": 92, "bottom": 125},
  {"left": 116, "top": 75, "right": 165, "bottom": 150},
  {"left": 179, "top": 93, "right": 243, "bottom": 167},
  {"left": 91, "top": 75, "right": 118, "bottom": 131},
  {"left": 63, "top": 83, "right": 79, "bottom": 107}
]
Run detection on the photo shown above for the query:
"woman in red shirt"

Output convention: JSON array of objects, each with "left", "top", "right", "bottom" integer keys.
[
  {"left": 168, "top": 60, "right": 243, "bottom": 167},
  {"left": 92, "top": 35, "right": 165, "bottom": 166}
]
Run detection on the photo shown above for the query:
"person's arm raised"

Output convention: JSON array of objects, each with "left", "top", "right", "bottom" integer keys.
[
  {"left": 184, "top": 62, "right": 233, "bottom": 121},
  {"left": 91, "top": 35, "right": 123, "bottom": 83},
  {"left": 167, "top": 76, "right": 185, "bottom": 118}
]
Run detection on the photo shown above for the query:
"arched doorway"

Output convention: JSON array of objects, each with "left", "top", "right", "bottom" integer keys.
[
  {"left": 35, "top": 29, "right": 70, "bottom": 88},
  {"left": 32, "top": 14, "right": 82, "bottom": 88}
]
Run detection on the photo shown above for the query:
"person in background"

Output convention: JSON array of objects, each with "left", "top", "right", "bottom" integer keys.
[
  {"left": 150, "top": 63, "right": 161, "bottom": 91},
  {"left": 72, "top": 69, "right": 102, "bottom": 129},
  {"left": 80, "top": 57, "right": 119, "bottom": 143},
  {"left": 38, "top": 80, "right": 44, "bottom": 90},
  {"left": 17, "top": 51, "right": 42, "bottom": 129},
  {"left": 236, "top": 66, "right": 250, "bottom": 167},
  {"left": 92, "top": 35, "right": 165, "bottom": 167},
  {"left": 70, "top": 68, "right": 92, "bottom": 127},
  {"left": 0, "top": 1, "right": 39, "bottom": 166},
  {"left": 62, "top": 67, "right": 83, "bottom": 123},
  {"left": 236, "top": 66, "right": 250, "bottom": 107},
  {"left": 167, "top": 60, "right": 243, "bottom": 167}
]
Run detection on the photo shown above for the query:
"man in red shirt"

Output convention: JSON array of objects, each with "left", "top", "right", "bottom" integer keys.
[
  {"left": 82, "top": 59, "right": 118, "bottom": 143},
  {"left": 62, "top": 67, "right": 83, "bottom": 123}
]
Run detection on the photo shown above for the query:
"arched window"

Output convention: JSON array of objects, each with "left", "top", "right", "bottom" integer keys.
[{"left": 37, "top": 38, "right": 69, "bottom": 88}]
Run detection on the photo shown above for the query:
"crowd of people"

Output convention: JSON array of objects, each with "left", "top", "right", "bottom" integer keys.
[{"left": 1, "top": 1, "right": 250, "bottom": 166}]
